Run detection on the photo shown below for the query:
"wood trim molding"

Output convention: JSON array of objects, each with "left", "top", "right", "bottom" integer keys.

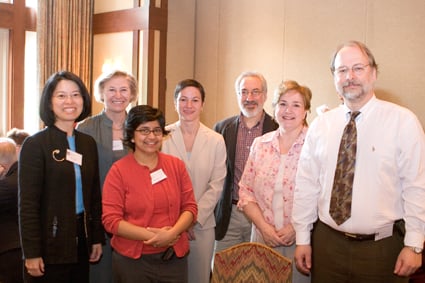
[
  {"left": 93, "top": 7, "right": 148, "bottom": 34},
  {"left": 0, "top": 4, "right": 36, "bottom": 30},
  {"left": 0, "top": 3, "right": 13, "bottom": 28},
  {"left": 93, "top": 6, "right": 167, "bottom": 34},
  {"left": 93, "top": 1, "right": 168, "bottom": 113},
  {"left": 0, "top": 1, "right": 36, "bottom": 129}
]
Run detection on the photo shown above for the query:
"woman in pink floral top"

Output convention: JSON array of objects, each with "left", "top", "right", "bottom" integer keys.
[{"left": 238, "top": 80, "right": 312, "bottom": 283}]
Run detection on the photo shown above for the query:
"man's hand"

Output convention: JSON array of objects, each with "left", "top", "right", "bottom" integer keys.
[
  {"left": 394, "top": 247, "right": 422, "bottom": 277},
  {"left": 294, "top": 245, "right": 312, "bottom": 275}
]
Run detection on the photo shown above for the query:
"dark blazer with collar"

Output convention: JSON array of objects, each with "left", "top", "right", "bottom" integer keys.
[
  {"left": 19, "top": 126, "right": 104, "bottom": 264},
  {"left": 0, "top": 162, "right": 21, "bottom": 254},
  {"left": 213, "top": 112, "right": 278, "bottom": 240}
]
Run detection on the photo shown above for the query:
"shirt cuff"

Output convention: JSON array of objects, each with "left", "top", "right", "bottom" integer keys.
[
  {"left": 295, "top": 231, "right": 311, "bottom": 245},
  {"left": 404, "top": 231, "right": 425, "bottom": 248}
]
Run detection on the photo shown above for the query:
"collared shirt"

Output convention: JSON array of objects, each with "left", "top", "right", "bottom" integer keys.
[
  {"left": 232, "top": 113, "right": 264, "bottom": 200},
  {"left": 67, "top": 136, "right": 84, "bottom": 214},
  {"left": 292, "top": 95, "right": 425, "bottom": 248},
  {"left": 238, "top": 128, "right": 307, "bottom": 228}
]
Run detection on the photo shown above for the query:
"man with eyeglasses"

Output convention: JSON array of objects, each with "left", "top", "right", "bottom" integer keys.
[
  {"left": 213, "top": 71, "right": 278, "bottom": 252},
  {"left": 292, "top": 40, "right": 425, "bottom": 283}
]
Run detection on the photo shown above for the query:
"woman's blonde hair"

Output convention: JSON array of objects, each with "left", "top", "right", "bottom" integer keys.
[
  {"left": 272, "top": 80, "right": 312, "bottom": 126},
  {"left": 94, "top": 70, "right": 138, "bottom": 103}
]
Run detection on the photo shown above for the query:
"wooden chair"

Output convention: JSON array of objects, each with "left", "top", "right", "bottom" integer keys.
[{"left": 211, "top": 242, "right": 292, "bottom": 283}]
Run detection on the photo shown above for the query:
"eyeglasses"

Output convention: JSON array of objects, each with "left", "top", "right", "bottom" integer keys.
[
  {"left": 334, "top": 64, "right": 370, "bottom": 77},
  {"left": 135, "top": 127, "right": 163, "bottom": 136},
  {"left": 239, "top": 89, "right": 263, "bottom": 97},
  {"left": 53, "top": 92, "right": 82, "bottom": 101}
]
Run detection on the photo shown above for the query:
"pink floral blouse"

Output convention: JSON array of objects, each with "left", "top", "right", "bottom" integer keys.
[{"left": 238, "top": 127, "right": 307, "bottom": 227}]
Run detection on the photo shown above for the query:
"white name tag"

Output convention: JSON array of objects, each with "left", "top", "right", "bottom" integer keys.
[
  {"left": 113, "top": 140, "right": 124, "bottom": 151},
  {"left": 151, "top": 169, "right": 167, "bottom": 185},
  {"left": 66, "top": 149, "right": 82, "bottom": 166},
  {"left": 375, "top": 223, "right": 393, "bottom": 241}
]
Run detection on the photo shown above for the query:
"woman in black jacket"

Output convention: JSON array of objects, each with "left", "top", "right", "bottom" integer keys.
[{"left": 19, "top": 71, "right": 104, "bottom": 283}]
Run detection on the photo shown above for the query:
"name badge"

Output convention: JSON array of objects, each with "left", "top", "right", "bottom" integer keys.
[
  {"left": 375, "top": 223, "right": 393, "bottom": 241},
  {"left": 151, "top": 169, "right": 167, "bottom": 185},
  {"left": 66, "top": 149, "right": 82, "bottom": 166},
  {"left": 113, "top": 140, "right": 124, "bottom": 151}
]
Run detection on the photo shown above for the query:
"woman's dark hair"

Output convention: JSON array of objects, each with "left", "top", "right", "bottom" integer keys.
[
  {"left": 123, "top": 105, "right": 169, "bottom": 151},
  {"left": 39, "top": 71, "right": 92, "bottom": 127},
  {"left": 173, "top": 79, "right": 206, "bottom": 103}
]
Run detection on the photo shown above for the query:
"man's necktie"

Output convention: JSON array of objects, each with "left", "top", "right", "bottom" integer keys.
[{"left": 329, "top": 111, "right": 360, "bottom": 225}]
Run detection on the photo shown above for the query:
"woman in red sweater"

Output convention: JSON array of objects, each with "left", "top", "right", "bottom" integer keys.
[{"left": 102, "top": 105, "right": 198, "bottom": 283}]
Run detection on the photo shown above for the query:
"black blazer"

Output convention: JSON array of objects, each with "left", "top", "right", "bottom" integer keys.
[
  {"left": 19, "top": 126, "right": 104, "bottom": 264},
  {"left": 0, "top": 162, "right": 21, "bottom": 253},
  {"left": 213, "top": 112, "right": 278, "bottom": 240}
]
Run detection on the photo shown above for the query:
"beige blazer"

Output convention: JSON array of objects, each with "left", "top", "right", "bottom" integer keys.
[{"left": 162, "top": 122, "right": 227, "bottom": 230}]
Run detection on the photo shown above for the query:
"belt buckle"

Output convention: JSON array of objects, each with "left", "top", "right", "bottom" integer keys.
[
  {"left": 344, "top": 232, "right": 375, "bottom": 241},
  {"left": 344, "top": 232, "right": 359, "bottom": 240}
]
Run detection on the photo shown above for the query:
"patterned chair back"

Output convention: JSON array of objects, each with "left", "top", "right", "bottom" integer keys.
[{"left": 211, "top": 242, "right": 292, "bottom": 283}]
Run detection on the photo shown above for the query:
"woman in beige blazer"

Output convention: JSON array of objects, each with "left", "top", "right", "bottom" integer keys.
[{"left": 162, "top": 79, "right": 227, "bottom": 283}]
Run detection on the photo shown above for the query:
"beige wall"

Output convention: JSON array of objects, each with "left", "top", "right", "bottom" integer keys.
[{"left": 166, "top": 0, "right": 425, "bottom": 128}]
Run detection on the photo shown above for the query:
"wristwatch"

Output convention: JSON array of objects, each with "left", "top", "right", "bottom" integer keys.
[{"left": 406, "top": 246, "right": 423, "bottom": 254}]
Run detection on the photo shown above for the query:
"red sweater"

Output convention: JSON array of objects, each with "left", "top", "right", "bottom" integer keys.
[{"left": 102, "top": 152, "right": 198, "bottom": 258}]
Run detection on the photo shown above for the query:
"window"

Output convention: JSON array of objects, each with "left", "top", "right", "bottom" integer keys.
[
  {"left": 0, "top": 29, "right": 9, "bottom": 134},
  {"left": 24, "top": 30, "right": 38, "bottom": 133},
  {"left": 0, "top": 0, "right": 37, "bottom": 134}
]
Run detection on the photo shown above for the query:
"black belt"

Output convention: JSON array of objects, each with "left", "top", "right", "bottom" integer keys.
[
  {"left": 232, "top": 199, "right": 238, "bottom": 205},
  {"left": 322, "top": 220, "right": 403, "bottom": 241},
  {"left": 343, "top": 231, "right": 375, "bottom": 241}
]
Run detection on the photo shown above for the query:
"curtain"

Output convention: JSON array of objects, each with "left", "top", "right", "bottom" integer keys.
[{"left": 37, "top": 0, "right": 93, "bottom": 92}]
